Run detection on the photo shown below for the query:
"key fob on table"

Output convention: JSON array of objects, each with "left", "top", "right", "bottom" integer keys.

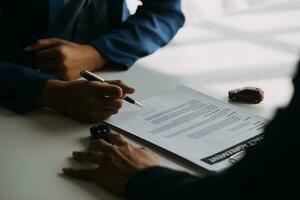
[{"left": 90, "top": 123, "right": 111, "bottom": 141}]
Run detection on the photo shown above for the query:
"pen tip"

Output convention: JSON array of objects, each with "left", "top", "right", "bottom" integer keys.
[{"left": 135, "top": 101, "right": 143, "bottom": 108}]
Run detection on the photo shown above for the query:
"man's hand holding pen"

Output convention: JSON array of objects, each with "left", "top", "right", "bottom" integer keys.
[
  {"left": 36, "top": 79, "right": 135, "bottom": 122},
  {"left": 80, "top": 70, "right": 143, "bottom": 107}
]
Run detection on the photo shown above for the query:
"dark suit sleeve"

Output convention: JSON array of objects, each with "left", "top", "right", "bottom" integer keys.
[
  {"left": 0, "top": 60, "right": 55, "bottom": 113},
  {"left": 126, "top": 166, "right": 227, "bottom": 200},
  {"left": 90, "top": 0, "right": 185, "bottom": 69},
  {"left": 125, "top": 157, "right": 267, "bottom": 200},
  {"left": 125, "top": 67, "right": 300, "bottom": 200}
]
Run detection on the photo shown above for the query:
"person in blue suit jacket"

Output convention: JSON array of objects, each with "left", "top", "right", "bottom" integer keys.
[{"left": 0, "top": 0, "right": 185, "bottom": 122}]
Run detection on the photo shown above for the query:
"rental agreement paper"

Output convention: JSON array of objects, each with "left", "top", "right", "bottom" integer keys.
[{"left": 105, "top": 85, "right": 267, "bottom": 172}]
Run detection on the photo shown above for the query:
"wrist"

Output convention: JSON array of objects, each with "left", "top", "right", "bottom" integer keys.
[
  {"left": 84, "top": 45, "right": 108, "bottom": 71},
  {"left": 36, "top": 79, "right": 68, "bottom": 111}
]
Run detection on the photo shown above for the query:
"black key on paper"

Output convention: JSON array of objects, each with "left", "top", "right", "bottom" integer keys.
[{"left": 90, "top": 123, "right": 111, "bottom": 141}]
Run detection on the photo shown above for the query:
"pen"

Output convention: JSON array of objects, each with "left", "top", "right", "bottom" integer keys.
[{"left": 80, "top": 70, "right": 143, "bottom": 108}]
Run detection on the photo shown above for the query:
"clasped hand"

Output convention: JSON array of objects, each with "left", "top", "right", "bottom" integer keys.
[{"left": 25, "top": 38, "right": 107, "bottom": 81}]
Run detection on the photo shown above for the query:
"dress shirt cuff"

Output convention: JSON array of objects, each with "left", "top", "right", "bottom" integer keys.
[{"left": 90, "top": 38, "right": 135, "bottom": 70}]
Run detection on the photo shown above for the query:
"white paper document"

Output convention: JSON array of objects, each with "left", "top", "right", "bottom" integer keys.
[{"left": 105, "top": 86, "right": 267, "bottom": 172}]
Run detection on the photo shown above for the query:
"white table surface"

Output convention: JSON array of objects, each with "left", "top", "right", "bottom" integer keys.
[{"left": 1, "top": 1, "right": 300, "bottom": 199}]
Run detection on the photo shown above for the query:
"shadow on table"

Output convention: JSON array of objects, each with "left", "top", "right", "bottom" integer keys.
[{"left": 183, "top": 62, "right": 296, "bottom": 85}]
